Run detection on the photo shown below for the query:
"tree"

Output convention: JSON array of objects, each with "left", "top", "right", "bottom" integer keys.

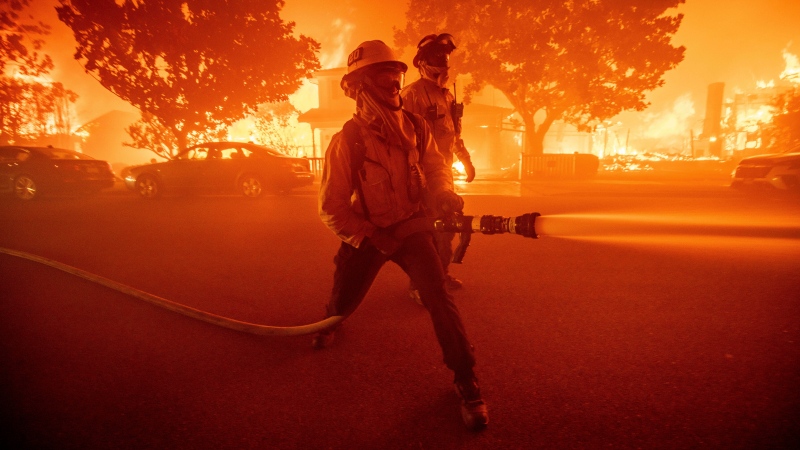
[
  {"left": 396, "top": 0, "right": 685, "bottom": 155},
  {"left": 764, "top": 86, "right": 800, "bottom": 151},
  {"left": 0, "top": 78, "right": 78, "bottom": 144},
  {"left": 1, "top": 0, "right": 53, "bottom": 77},
  {"left": 57, "top": 0, "right": 320, "bottom": 158},
  {"left": 1, "top": 0, "right": 71, "bottom": 144},
  {"left": 253, "top": 101, "right": 303, "bottom": 156}
]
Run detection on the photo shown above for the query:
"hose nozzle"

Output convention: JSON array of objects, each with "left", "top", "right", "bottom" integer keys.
[{"left": 435, "top": 212, "right": 540, "bottom": 238}]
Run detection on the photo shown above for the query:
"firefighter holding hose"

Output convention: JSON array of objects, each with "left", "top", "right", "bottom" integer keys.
[{"left": 315, "top": 40, "right": 488, "bottom": 430}]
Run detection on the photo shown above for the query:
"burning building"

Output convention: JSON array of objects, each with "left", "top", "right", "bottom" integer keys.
[{"left": 298, "top": 68, "right": 517, "bottom": 177}]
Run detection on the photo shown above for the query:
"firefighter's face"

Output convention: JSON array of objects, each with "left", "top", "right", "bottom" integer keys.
[
  {"left": 426, "top": 48, "right": 450, "bottom": 68},
  {"left": 367, "top": 67, "right": 405, "bottom": 106}
]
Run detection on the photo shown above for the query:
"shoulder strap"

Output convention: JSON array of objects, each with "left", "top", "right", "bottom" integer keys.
[
  {"left": 342, "top": 119, "right": 366, "bottom": 176},
  {"left": 402, "top": 110, "right": 425, "bottom": 161},
  {"left": 341, "top": 119, "right": 370, "bottom": 221}
]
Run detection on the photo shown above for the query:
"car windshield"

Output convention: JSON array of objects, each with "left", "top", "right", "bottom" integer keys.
[
  {"left": 243, "top": 144, "right": 283, "bottom": 157},
  {"left": 36, "top": 147, "right": 95, "bottom": 160}
]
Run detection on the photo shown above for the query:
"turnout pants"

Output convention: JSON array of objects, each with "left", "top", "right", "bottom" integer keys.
[
  {"left": 325, "top": 231, "right": 476, "bottom": 376},
  {"left": 434, "top": 230, "right": 455, "bottom": 275}
]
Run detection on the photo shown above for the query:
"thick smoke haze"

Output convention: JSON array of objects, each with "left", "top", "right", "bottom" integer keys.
[{"left": 27, "top": 0, "right": 800, "bottom": 141}]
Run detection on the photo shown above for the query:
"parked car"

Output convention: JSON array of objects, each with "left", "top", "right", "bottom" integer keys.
[
  {"left": 123, "top": 142, "right": 314, "bottom": 199},
  {"left": 0, "top": 145, "right": 116, "bottom": 201},
  {"left": 730, "top": 148, "right": 800, "bottom": 192}
]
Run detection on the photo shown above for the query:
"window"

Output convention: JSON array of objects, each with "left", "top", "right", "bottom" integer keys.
[
  {"left": 220, "top": 147, "right": 241, "bottom": 159},
  {"left": 181, "top": 147, "right": 210, "bottom": 160}
]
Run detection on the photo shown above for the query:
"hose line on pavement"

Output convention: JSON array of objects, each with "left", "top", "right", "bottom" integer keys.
[
  {"left": 0, "top": 214, "right": 535, "bottom": 336},
  {"left": 0, "top": 222, "right": 438, "bottom": 337},
  {"left": 0, "top": 246, "right": 344, "bottom": 336}
]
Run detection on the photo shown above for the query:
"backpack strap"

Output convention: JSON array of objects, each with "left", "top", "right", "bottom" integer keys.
[
  {"left": 402, "top": 110, "right": 426, "bottom": 161},
  {"left": 341, "top": 114, "right": 426, "bottom": 222},
  {"left": 342, "top": 119, "right": 371, "bottom": 221}
]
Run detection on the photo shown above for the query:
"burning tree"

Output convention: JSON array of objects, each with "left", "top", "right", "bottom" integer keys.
[
  {"left": 764, "top": 86, "right": 800, "bottom": 151},
  {"left": 253, "top": 101, "right": 303, "bottom": 157},
  {"left": 1, "top": 0, "right": 78, "bottom": 145},
  {"left": 0, "top": 80, "right": 78, "bottom": 144},
  {"left": 396, "top": 0, "right": 685, "bottom": 155},
  {"left": 57, "top": 0, "right": 320, "bottom": 159}
]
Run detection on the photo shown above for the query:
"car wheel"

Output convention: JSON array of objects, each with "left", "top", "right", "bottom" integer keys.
[
  {"left": 239, "top": 174, "right": 264, "bottom": 198},
  {"left": 135, "top": 174, "right": 161, "bottom": 199},
  {"left": 13, "top": 175, "right": 38, "bottom": 201}
]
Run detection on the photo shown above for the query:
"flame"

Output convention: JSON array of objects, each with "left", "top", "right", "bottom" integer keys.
[
  {"left": 642, "top": 94, "right": 696, "bottom": 141},
  {"left": 222, "top": 17, "right": 352, "bottom": 151},
  {"left": 756, "top": 79, "right": 775, "bottom": 89},
  {"left": 289, "top": 79, "right": 319, "bottom": 112},
  {"left": 320, "top": 19, "right": 355, "bottom": 69},
  {"left": 780, "top": 48, "right": 800, "bottom": 83}
]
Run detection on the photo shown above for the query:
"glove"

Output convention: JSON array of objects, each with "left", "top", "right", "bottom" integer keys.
[
  {"left": 463, "top": 159, "right": 476, "bottom": 183},
  {"left": 435, "top": 190, "right": 464, "bottom": 216},
  {"left": 367, "top": 229, "right": 401, "bottom": 256}
]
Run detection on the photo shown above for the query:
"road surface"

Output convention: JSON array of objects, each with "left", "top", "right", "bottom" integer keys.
[{"left": 1, "top": 178, "right": 798, "bottom": 449}]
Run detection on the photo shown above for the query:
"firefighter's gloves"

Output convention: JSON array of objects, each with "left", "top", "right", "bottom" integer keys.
[
  {"left": 436, "top": 190, "right": 464, "bottom": 216},
  {"left": 462, "top": 158, "right": 476, "bottom": 183},
  {"left": 367, "top": 229, "right": 402, "bottom": 256}
]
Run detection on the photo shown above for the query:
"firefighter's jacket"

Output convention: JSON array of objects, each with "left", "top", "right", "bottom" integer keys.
[
  {"left": 401, "top": 78, "right": 471, "bottom": 166},
  {"left": 319, "top": 113, "right": 453, "bottom": 248}
]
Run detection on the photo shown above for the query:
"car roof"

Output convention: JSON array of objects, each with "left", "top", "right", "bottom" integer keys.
[
  {"left": 184, "top": 141, "right": 286, "bottom": 156},
  {"left": 0, "top": 145, "right": 95, "bottom": 159},
  {"left": 741, "top": 151, "right": 800, "bottom": 163}
]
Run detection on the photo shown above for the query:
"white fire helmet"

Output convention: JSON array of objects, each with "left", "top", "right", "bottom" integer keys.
[{"left": 341, "top": 40, "right": 407, "bottom": 98}]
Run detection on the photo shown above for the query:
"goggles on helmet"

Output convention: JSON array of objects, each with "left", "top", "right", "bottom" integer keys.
[
  {"left": 413, "top": 33, "right": 457, "bottom": 68},
  {"left": 366, "top": 66, "right": 405, "bottom": 92}
]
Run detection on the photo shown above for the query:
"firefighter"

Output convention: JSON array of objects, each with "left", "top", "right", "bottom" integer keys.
[
  {"left": 315, "top": 40, "right": 488, "bottom": 430},
  {"left": 401, "top": 33, "right": 476, "bottom": 301}
]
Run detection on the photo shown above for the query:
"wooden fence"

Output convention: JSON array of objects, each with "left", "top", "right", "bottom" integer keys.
[{"left": 518, "top": 153, "right": 599, "bottom": 180}]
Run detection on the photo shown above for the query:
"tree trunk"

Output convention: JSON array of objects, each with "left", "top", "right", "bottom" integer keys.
[
  {"left": 522, "top": 112, "right": 556, "bottom": 156},
  {"left": 172, "top": 126, "right": 188, "bottom": 159}
]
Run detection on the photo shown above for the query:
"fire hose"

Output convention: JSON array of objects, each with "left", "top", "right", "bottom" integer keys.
[{"left": 0, "top": 212, "right": 540, "bottom": 336}]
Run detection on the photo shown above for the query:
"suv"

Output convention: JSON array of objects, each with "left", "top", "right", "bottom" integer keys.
[{"left": 730, "top": 148, "right": 800, "bottom": 192}]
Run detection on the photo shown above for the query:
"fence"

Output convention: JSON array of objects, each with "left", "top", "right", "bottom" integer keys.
[
  {"left": 519, "top": 153, "right": 599, "bottom": 180},
  {"left": 307, "top": 157, "right": 325, "bottom": 180},
  {"left": 308, "top": 154, "right": 599, "bottom": 182}
]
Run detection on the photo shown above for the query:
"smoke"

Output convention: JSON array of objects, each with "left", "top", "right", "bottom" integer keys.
[
  {"left": 320, "top": 18, "right": 355, "bottom": 69},
  {"left": 642, "top": 93, "right": 697, "bottom": 139}
]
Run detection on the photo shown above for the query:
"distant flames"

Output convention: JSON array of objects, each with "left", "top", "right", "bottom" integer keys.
[
  {"left": 780, "top": 48, "right": 800, "bottom": 83},
  {"left": 320, "top": 19, "right": 355, "bottom": 69}
]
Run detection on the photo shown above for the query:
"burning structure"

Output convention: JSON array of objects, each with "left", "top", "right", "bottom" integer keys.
[
  {"left": 720, "top": 48, "right": 800, "bottom": 159},
  {"left": 298, "top": 68, "right": 517, "bottom": 176}
]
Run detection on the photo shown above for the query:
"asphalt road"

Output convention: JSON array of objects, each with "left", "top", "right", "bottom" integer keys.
[{"left": 1, "top": 178, "right": 799, "bottom": 449}]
